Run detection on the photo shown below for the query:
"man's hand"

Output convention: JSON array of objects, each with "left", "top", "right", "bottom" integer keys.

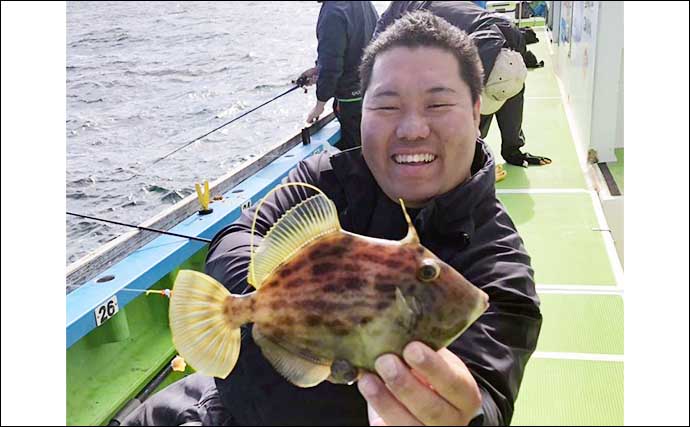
[
  {"left": 306, "top": 100, "right": 326, "bottom": 124},
  {"left": 297, "top": 66, "right": 318, "bottom": 87},
  {"left": 357, "top": 342, "right": 482, "bottom": 426}
]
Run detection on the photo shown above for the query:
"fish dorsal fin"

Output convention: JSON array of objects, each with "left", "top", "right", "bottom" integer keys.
[
  {"left": 252, "top": 326, "right": 331, "bottom": 387},
  {"left": 249, "top": 192, "right": 341, "bottom": 287}
]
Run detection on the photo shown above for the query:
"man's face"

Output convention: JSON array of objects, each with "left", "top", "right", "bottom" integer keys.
[{"left": 361, "top": 46, "right": 481, "bottom": 207}]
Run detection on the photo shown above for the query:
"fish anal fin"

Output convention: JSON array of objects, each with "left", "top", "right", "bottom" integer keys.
[{"left": 252, "top": 326, "right": 331, "bottom": 388}]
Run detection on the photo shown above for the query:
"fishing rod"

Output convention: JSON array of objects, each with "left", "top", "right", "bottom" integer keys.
[
  {"left": 67, "top": 212, "right": 212, "bottom": 243},
  {"left": 107, "top": 359, "right": 177, "bottom": 426},
  {"left": 153, "top": 78, "right": 308, "bottom": 164}
]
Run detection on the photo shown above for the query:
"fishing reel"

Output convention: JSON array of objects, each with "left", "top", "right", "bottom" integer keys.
[{"left": 292, "top": 75, "right": 309, "bottom": 93}]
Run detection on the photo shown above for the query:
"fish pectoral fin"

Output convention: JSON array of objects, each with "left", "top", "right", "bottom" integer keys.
[
  {"left": 395, "top": 287, "right": 421, "bottom": 333},
  {"left": 252, "top": 327, "right": 331, "bottom": 388}
]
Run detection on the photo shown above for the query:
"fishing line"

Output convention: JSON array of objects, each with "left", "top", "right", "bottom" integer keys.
[{"left": 67, "top": 212, "right": 211, "bottom": 243}]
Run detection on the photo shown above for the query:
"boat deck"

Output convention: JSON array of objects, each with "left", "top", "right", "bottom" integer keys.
[
  {"left": 482, "top": 26, "right": 624, "bottom": 425},
  {"left": 67, "top": 25, "right": 625, "bottom": 426}
]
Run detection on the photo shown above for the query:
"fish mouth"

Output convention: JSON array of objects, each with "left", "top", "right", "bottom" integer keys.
[{"left": 391, "top": 153, "right": 438, "bottom": 165}]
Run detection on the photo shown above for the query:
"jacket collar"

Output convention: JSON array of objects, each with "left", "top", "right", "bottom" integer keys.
[{"left": 329, "top": 147, "right": 379, "bottom": 234}]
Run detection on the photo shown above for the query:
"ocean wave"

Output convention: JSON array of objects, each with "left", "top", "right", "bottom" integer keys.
[
  {"left": 161, "top": 190, "right": 187, "bottom": 204},
  {"left": 253, "top": 83, "right": 289, "bottom": 90},
  {"left": 70, "top": 81, "right": 105, "bottom": 90},
  {"left": 67, "top": 191, "right": 98, "bottom": 200},
  {"left": 143, "top": 184, "right": 170, "bottom": 194},
  {"left": 205, "top": 65, "right": 232, "bottom": 75},
  {"left": 66, "top": 65, "right": 96, "bottom": 71},
  {"left": 215, "top": 102, "right": 249, "bottom": 118},
  {"left": 125, "top": 69, "right": 202, "bottom": 78},
  {"left": 108, "top": 172, "right": 139, "bottom": 183},
  {"left": 68, "top": 220, "right": 106, "bottom": 239},
  {"left": 102, "top": 80, "right": 137, "bottom": 89},
  {"left": 70, "top": 176, "right": 97, "bottom": 187}
]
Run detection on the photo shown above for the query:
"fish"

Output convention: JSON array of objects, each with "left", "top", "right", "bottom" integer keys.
[{"left": 169, "top": 183, "right": 489, "bottom": 387}]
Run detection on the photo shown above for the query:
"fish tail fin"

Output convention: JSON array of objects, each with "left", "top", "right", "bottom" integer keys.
[{"left": 169, "top": 270, "right": 243, "bottom": 378}]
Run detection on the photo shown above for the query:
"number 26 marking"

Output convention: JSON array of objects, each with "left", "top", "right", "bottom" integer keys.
[{"left": 94, "top": 296, "right": 119, "bottom": 326}]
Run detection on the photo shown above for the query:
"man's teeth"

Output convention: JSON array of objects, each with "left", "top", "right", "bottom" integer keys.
[{"left": 393, "top": 153, "right": 436, "bottom": 164}]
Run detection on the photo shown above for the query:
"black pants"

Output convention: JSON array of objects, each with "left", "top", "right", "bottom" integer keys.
[
  {"left": 479, "top": 85, "right": 526, "bottom": 161},
  {"left": 333, "top": 99, "right": 362, "bottom": 150},
  {"left": 121, "top": 373, "right": 232, "bottom": 426}
]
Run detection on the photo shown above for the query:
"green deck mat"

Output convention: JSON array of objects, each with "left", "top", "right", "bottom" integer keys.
[
  {"left": 498, "top": 193, "right": 617, "bottom": 285},
  {"left": 525, "top": 66, "right": 563, "bottom": 98},
  {"left": 486, "top": 98, "right": 586, "bottom": 189},
  {"left": 491, "top": 26, "right": 624, "bottom": 426},
  {"left": 484, "top": 28, "right": 587, "bottom": 189},
  {"left": 536, "top": 294, "right": 624, "bottom": 354},
  {"left": 523, "top": 30, "right": 563, "bottom": 99},
  {"left": 520, "top": 28, "right": 562, "bottom": 99},
  {"left": 512, "top": 358, "right": 624, "bottom": 426},
  {"left": 67, "top": 249, "right": 207, "bottom": 426},
  {"left": 67, "top": 292, "right": 175, "bottom": 426}
]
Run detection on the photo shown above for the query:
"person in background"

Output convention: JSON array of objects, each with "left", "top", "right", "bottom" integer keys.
[
  {"left": 299, "top": 1, "right": 379, "bottom": 151},
  {"left": 376, "top": 1, "right": 552, "bottom": 167}
]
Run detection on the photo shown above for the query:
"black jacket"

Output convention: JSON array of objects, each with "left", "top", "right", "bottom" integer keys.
[
  {"left": 375, "top": 1, "right": 526, "bottom": 83},
  {"left": 315, "top": 1, "right": 379, "bottom": 102},
  {"left": 206, "top": 141, "right": 541, "bottom": 425}
]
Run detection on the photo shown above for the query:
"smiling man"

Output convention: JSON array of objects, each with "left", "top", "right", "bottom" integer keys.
[
  {"left": 348, "top": 12, "right": 540, "bottom": 425},
  {"left": 359, "top": 31, "right": 482, "bottom": 209},
  {"left": 122, "top": 11, "right": 541, "bottom": 427},
  {"left": 375, "top": 1, "right": 553, "bottom": 168}
]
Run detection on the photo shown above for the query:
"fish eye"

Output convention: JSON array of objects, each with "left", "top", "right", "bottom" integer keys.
[{"left": 418, "top": 259, "right": 440, "bottom": 282}]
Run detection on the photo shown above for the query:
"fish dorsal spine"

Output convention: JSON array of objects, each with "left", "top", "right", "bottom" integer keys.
[
  {"left": 398, "top": 198, "right": 420, "bottom": 245},
  {"left": 249, "top": 191, "right": 341, "bottom": 287}
]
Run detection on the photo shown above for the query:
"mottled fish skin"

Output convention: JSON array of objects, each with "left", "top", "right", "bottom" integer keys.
[
  {"left": 228, "top": 229, "right": 489, "bottom": 372},
  {"left": 169, "top": 189, "right": 489, "bottom": 384}
]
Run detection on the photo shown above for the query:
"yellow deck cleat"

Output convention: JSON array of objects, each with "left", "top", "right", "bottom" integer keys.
[{"left": 195, "top": 180, "right": 213, "bottom": 215}]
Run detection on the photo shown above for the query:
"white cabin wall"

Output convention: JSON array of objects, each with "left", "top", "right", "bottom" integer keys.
[{"left": 550, "top": 1, "right": 624, "bottom": 163}]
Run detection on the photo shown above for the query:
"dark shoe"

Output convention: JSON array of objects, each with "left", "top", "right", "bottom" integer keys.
[{"left": 504, "top": 151, "right": 552, "bottom": 167}]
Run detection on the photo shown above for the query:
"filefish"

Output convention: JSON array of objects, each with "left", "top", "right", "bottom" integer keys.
[{"left": 169, "top": 183, "right": 489, "bottom": 387}]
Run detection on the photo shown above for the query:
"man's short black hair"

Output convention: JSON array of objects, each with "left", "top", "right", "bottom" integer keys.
[{"left": 360, "top": 11, "right": 485, "bottom": 103}]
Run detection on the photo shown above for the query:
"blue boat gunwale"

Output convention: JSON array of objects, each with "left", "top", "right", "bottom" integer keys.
[{"left": 66, "top": 117, "right": 341, "bottom": 348}]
